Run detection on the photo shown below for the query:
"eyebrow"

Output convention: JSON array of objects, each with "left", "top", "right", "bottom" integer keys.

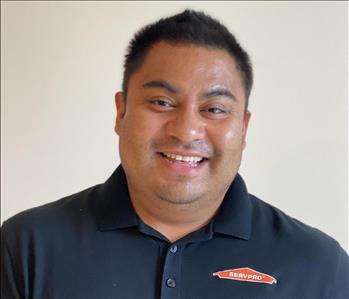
[
  {"left": 203, "top": 85, "right": 237, "bottom": 102},
  {"left": 142, "top": 80, "right": 178, "bottom": 93}
]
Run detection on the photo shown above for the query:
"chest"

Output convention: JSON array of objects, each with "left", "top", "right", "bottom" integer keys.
[{"left": 26, "top": 232, "right": 331, "bottom": 299}]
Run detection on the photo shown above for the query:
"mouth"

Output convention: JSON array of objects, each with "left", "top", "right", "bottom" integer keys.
[{"left": 159, "top": 152, "right": 209, "bottom": 167}]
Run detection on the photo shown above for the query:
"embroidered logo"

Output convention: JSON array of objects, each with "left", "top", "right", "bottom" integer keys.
[{"left": 213, "top": 267, "right": 277, "bottom": 285}]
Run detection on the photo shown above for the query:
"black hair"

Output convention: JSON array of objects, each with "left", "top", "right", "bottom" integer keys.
[{"left": 122, "top": 9, "right": 253, "bottom": 108}]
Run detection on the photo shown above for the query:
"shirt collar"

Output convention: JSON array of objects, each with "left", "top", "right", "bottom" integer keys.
[
  {"left": 97, "top": 165, "right": 138, "bottom": 231},
  {"left": 213, "top": 173, "right": 253, "bottom": 240},
  {"left": 97, "top": 165, "right": 253, "bottom": 241}
]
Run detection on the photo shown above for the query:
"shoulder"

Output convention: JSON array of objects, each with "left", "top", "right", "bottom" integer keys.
[
  {"left": 248, "top": 194, "right": 349, "bottom": 297},
  {"left": 249, "top": 193, "right": 345, "bottom": 251},
  {"left": 249, "top": 193, "right": 348, "bottom": 268},
  {"left": 2, "top": 184, "right": 102, "bottom": 244}
]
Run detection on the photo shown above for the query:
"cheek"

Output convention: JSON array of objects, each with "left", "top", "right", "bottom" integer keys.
[
  {"left": 121, "top": 110, "right": 166, "bottom": 151},
  {"left": 208, "top": 120, "right": 243, "bottom": 152}
]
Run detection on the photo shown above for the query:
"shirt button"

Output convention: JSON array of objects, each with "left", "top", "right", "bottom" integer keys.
[
  {"left": 166, "top": 278, "right": 176, "bottom": 288},
  {"left": 170, "top": 245, "right": 178, "bottom": 253}
]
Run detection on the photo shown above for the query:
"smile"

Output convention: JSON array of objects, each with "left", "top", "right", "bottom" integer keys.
[
  {"left": 162, "top": 152, "right": 204, "bottom": 163},
  {"left": 159, "top": 152, "right": 208, "bottom": 168}
]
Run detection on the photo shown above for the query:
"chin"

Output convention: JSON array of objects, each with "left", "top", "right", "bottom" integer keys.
[{"left": 155, "top": 184, "right": 204, "bottom": 205}]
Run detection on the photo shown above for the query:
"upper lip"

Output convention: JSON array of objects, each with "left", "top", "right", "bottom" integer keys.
[{"left": 158, "top": 150, "right": 210, "bottom": 159}]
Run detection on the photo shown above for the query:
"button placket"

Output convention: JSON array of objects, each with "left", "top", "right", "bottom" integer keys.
[{"left": 160, "top": 244, "right": 182, "bottom": 298}]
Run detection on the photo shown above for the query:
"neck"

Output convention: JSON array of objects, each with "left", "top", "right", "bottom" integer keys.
[{"left": 128, "top": 187, "right": 224, "bottom": 243}]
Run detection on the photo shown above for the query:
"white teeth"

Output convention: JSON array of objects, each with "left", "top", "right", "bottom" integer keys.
[{"left": 163, "top": 153, "right": 204, "bottom": 163}]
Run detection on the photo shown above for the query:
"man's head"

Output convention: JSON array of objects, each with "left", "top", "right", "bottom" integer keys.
[
  {"left": 122, "top": 9, "right": 253, "bottom": 108},
  {"left": 114, "top": 10, "right": 252, "bottom": 211}
]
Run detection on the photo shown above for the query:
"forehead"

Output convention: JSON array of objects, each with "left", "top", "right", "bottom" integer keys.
[{"left": 128, "top": 42, "right": 245, "bottom": 101}]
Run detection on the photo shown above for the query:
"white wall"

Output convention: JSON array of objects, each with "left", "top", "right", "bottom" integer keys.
[{"left": 1, "top": 2, "right": 347, "bottom": 250}]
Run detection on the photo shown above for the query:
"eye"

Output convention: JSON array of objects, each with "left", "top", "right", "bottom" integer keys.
[
  {"left": 151, "top": 99, "right": 174, "bottom": 107},
  {"left": 207, "top": 107, "right": 226, "bottom": 114},
  {"left": 148, "top": 98, "right": 175, "bottom": 111},
  {"left": 200, "top": 104, "right": 230, "bottom": 120}
]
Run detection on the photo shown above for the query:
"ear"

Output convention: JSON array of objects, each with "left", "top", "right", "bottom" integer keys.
[
  {"left": 114, "top": 91, "right": 126, "bottom": 136},
  {"left": 242, "top": 110, "right": 251, "bottom": 150}
]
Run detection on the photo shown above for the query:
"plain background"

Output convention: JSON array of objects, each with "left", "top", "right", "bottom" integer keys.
[{"left": 1, "top": 1, "right": 348, "bottom": 250}]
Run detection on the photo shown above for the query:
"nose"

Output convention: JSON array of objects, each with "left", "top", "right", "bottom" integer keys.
[{"left": 165, "top": 105, "right": 205, "bottom": 143}]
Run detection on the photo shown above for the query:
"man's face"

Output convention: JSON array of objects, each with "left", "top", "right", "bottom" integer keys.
[{"left": 115, "top": 42, "right": 250, "bottom": 206}]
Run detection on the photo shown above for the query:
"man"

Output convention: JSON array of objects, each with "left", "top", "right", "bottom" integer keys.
[{"left": 1, "top": 9, "right": 348, "bottom": 299}]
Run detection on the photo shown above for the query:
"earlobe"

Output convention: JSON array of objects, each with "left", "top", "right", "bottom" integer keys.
[{"left": 114, "top": 91, "right": 126, "bottom": 136}]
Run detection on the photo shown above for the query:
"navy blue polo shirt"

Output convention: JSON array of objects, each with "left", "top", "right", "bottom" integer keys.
[{"left": 2, "top": 165, "right": 348, "bottom": 299}]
